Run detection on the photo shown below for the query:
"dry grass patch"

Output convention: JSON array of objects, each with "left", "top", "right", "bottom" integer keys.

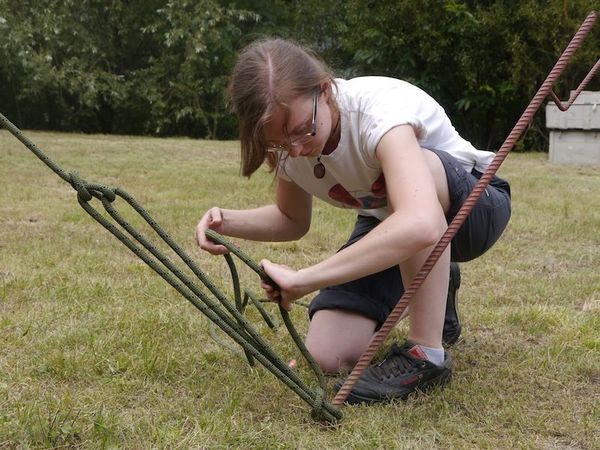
[{"left": 1, "top": 131, "right": 599, "bottom": 449}]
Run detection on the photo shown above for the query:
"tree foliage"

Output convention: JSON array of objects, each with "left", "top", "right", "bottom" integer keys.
[
  {"left": 340, "top": 0, "right": 600, "bottom": 150},
  {"left": 1, "top": 0, "right": 598, "bottom": 150},
  {"left": 0, "top": 0, "right": 257, "bottom": 137}
]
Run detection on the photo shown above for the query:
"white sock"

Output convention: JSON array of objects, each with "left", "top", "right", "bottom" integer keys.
[{"left": 414, "top": 344, "right": 445, "bottom": 366}]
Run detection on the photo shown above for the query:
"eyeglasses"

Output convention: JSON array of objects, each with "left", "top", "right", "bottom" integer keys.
[{"left": 266, "top": 93, "right": 318, "bottom": 154}]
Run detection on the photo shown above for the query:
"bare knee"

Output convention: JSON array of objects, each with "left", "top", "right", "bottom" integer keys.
[
  {"left": 305, "top": 309, "right": 377, "bottom": 375},
  {"left": 306, "top": 342, "right": 359, "bottom": 375},
  {"left": 309, "top": 349, "right": 343, "bottom": 375}
]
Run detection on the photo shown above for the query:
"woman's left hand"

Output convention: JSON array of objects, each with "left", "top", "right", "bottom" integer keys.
[{"left": 260, "top": 259, "right": 313, "bottom": 311}]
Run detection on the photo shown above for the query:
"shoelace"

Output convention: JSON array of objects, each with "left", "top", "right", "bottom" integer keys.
[{"left": 372, "top": 345, "right": 426, "bottom": 380}]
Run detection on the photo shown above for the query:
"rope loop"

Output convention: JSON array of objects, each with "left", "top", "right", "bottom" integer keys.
[
  {"left": 68, "top": 173, "right": 117, "bottom": 203},
  {"left": 90, "top": 184, "right": 116, "bottom": 202},
  {"left": 69, "top": 172, "right": 92, "bottom": 202},
  {"left": 0, "top": 112, "right": 347, "bottom": 423}
]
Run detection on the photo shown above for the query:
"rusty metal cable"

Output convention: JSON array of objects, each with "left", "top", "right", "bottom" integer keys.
[{"left": 333, "top": 10, "right": 600, "bottom": 407}]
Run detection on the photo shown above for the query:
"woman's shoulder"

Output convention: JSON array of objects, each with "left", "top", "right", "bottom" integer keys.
[{"left": 336, "top": 76, "right": 436, "bottom": 107}]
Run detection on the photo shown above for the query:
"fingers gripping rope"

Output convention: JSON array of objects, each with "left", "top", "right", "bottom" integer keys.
[{"left": 333, "top": 10, "right": 600, "bottom": 406}]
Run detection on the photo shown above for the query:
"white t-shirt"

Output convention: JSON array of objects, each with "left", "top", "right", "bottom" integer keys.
[{"left": 278, "top": 76, "right": 495, "bottom": 220}]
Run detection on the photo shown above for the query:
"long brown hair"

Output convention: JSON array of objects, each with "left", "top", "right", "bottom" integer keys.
[{"left": 228, "top": 38, "right": 336, "bottom": 177}]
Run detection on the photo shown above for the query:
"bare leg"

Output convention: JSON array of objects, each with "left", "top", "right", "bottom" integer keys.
[
  {"left": 401, "top": 242, "right": 451, "bottom": 348},
  {"left": 401, "top": 150, "right": 452, "bottom": 348},
  {"left": 305, "top": 310, "right": 377, "bottom": 374}
]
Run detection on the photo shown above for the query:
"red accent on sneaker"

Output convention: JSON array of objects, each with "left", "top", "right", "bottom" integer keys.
[
  {"left": 400, "top": 375, "right": 419, "bottom": 386},
  {"left": 407, "top": 345, "right": 428, "bottom": 361}
]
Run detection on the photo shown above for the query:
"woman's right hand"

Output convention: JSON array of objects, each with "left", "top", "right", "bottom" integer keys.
[{"left": 195, "top": 207, "right": 230, "bottom": 255}]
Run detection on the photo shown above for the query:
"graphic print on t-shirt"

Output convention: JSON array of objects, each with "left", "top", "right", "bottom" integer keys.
[{"left": 328, "top": 173, "right": 387, "bottom": 209}]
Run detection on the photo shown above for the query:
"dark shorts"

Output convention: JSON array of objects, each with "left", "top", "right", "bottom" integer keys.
[{"left": 308, "top": 148, "right": 511, "bottom": 328}]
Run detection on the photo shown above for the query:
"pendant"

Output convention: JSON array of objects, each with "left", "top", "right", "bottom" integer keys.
[{"left": 313, "top": 161, "right": 326, "bottom": 179}]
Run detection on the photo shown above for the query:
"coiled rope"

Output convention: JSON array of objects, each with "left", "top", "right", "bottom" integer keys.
[
  {"left": 333, "top": 10, "right": 600, "bottom": 406},
  {"left": 0, "top": 113, "right": 341, "bottom": 423}
]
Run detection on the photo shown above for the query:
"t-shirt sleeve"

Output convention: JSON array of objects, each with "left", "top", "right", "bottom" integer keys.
[{"left": 358, "top": 86, "right": 435, "bottom": 164}]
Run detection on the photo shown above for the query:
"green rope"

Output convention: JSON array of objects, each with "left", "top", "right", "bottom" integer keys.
[
  {"left": 206, "top": 231, "right": 329, "bottom": 393},
  {"left": 245, "top": 291, "right": 280, "bottom": 329},
  {"left": 208, "top": 289, "right": 281, "bottom": 364},
  {"left": 0, "top": 113, "right": 342, "bottom": 423}
]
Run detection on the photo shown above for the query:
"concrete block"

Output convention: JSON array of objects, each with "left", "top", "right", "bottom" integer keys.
[
  {"left": 546, "top": 91, "right": 600, "bottom": 130},
  {"left": 548, "top": 130, "right": 600, "bottom": 165},
  {"left": 546, "top": 91, "right": 600, "bottom": 165}
]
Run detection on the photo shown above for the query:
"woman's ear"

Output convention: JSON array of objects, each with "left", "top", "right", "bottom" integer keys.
[{"left": 320, "top": 82, "right": 332, "bottom": 100}]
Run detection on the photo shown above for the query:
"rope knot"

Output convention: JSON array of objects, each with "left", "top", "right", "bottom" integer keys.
[
  {"left": 69, "top": 172, "right": 92, "bottom": 202},
  {"left": 310, "top": 387, "right": 326, "bottom": 422},
  {"left": 95, "top": 185, "right": 116, "bottom": 202}
]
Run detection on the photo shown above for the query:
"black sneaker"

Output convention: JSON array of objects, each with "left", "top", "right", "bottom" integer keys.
[
  {"left": 443, "top": 262, "right": 462, "bottom": 346},
  {"left": 334, "top": 341, "right": 452, "bottom": 405}
]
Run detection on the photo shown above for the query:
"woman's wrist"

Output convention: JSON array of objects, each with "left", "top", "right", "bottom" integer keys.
[{"left": 296, "top": 266, "right": 323, "bottom": 296}]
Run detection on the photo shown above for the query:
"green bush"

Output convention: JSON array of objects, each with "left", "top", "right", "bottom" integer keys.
[{"left": 1, "top": 0, "right": 598, "bottom": 149}]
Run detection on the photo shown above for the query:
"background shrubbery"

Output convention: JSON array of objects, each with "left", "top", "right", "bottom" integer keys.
[{"left": 1, "top": 0, "right": 599, "bottom": 150}]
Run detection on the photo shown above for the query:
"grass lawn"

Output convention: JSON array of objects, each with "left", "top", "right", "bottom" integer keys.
[{"left": 1, "top": 129, "right": 599, "bottom": 449}]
